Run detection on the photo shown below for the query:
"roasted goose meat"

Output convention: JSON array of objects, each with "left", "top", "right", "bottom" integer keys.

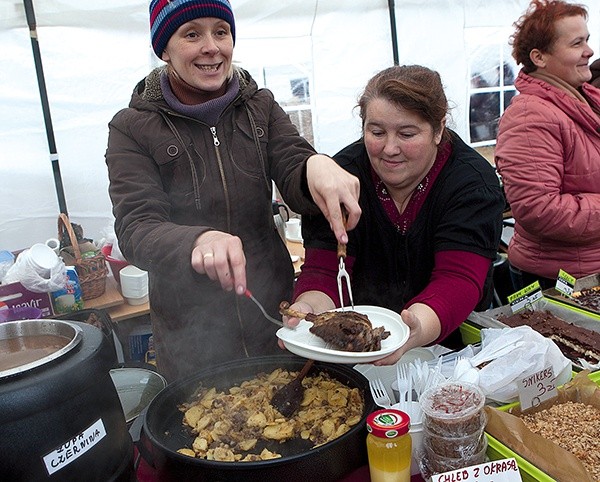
[{"left": 279, "top": 302, "right": 391, "bottom": 352}]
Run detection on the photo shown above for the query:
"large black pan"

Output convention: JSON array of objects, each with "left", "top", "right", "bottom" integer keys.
[{"left": 132, "top": 355, "right": 375, "bottom": 482}]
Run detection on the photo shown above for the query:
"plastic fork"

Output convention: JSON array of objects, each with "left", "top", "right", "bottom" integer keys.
[
  {"left": 369, "top": 377, "right": 392, "bottom": 408},
  {"left": 336, "top": 211, "right": 354, "bottom": 311},
  {"left": 396, "top": 363, "right": 410, "bottom": 413}
]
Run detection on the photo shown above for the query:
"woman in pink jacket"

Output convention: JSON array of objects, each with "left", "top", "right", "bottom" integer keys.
[{"left": 496, "top": 0, "right": 600, "bottom": 290}]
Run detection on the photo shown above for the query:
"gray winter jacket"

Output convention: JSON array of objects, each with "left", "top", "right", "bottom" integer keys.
[{"left": 105, "top": 66, "right": 319, "bottom": 381}]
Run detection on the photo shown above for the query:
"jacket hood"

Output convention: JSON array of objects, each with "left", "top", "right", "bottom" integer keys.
[
  {"left": 514, "top": 70, "right": 600, "bottom": 136},
  {"left": 590, "top": 58, "right": 600, "bottom": 78},
  {"left": 590, "top": 58, "right": 600, "bottom": 88},
  {"left": 128, "top": 65, "right": 257, "bottom": 112}
]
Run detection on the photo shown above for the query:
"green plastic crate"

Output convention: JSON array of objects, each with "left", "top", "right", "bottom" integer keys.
[
  {"left": 459, "top": 320, "right": 482, "bottom": 345},
  {"left": 486, "top": 433, "right": 553, "bottom": 482},
  {"left": 545, "top": 296, "right": 600, "bottom": 321}
]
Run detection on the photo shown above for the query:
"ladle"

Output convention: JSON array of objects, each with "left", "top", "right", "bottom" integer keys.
[{"left": 270, "top": 358, "right": 315, "bottom": 418}]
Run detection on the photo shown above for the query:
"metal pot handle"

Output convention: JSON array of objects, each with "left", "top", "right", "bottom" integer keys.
[{"left": 129, "top": 406, "right": 156, "bottom": 469}]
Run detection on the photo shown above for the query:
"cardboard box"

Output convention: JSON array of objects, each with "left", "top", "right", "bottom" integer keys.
[
  {"left": 0, "top": 281, "right": 54, "bottom": 318},
  {"left": 128, "top": 324, "right": 153, "bottom": 362}
]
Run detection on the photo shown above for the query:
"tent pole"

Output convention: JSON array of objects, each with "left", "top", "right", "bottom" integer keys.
[
  {"left": 23, "top": 0, "right": 69, "bottom": 216},
  {"left": 387, "top": 0, "right": 400, "bottom": 65}
]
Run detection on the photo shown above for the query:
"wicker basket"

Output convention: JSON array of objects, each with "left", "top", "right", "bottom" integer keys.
[{"left": 57, "top": 213, "right": 108, "bottom": 300}]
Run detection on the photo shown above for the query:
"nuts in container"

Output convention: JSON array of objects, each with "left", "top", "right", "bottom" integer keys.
[
  {"left": 520, "top": 401, "right": 600, "bottom": 480},
  {"left": 484, "top": 371, "right": 600, "bottom": 481}
]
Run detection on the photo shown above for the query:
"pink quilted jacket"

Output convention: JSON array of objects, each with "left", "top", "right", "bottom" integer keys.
[{"left": 495, "top": 70, "right": 600, "bottom": 279}]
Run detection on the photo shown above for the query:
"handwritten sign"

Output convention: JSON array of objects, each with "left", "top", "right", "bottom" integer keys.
[
  {"left": 508, "top": 281, "right": 542, "bottom": 313},
  {"left": 43, "top": 418, "right": 107, "bottom": 475},
  {"left": 555, "top": 269, "right": 576, "bottom": 297},
  {"left": 518, "top": 365, "right": 558, "bottom": 411},
  {"left": 430, "top": 458, "right": 522, "bottom": 482}
]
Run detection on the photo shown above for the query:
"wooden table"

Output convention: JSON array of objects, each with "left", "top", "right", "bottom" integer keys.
[
  {"left": 83, "top": 276, "right": 123, "bottom": 310},
  {"left": 85, "top": 276, "right": 150, "bottom": 322},
  {"left": 286, "top": 239, "right": 305, "bottom": 276}
]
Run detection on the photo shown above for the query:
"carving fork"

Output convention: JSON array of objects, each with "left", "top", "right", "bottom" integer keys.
[{"left": 336, "top": 213, "right": 354, "bottom": 311}]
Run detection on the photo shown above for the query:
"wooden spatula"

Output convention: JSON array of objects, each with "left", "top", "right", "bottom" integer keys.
[{"left": 270, "top": 359, "right": 315, "bottom": 418}]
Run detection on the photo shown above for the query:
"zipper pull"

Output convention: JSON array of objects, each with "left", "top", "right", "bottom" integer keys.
[{"left": 210, "top": 126, "right": 221, "bottom": 147}]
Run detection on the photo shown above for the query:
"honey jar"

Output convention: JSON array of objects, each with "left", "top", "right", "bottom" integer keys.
[{"left": 366, "top": 409, "right": 411, "bottom": 482}]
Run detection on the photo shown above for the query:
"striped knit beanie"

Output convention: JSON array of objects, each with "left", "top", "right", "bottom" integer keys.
[{"left": 149, "top": 0, "right": 236, "bottom": 58}]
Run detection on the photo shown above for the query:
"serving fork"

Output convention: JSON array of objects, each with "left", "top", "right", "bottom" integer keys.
[
  {"left": 336, "top": 211, "right": 354, "bottom": 311},
  {"left": 244, "top": 289, "right": 284, "bottom": 327}
]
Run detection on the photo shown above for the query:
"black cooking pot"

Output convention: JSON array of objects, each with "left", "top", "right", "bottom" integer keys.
[
  {"left": 132, "top": 355, "right": 374, "bottom": 482},
  {"left": 0, "top": 320, "right": 134, "bottom": 481}
]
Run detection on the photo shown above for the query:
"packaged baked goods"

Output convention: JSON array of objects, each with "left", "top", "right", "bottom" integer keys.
[
  {"left": 419, "top": 381, "right": 486, "bottom": 437},
  {"left": 421, "top": 423, "right": 485, "bottom": 458},
  {"left": 418, "top": 381, "right": 487, "bottom": 478},
  {"left": 421, "top": 435, "right": 488, "bottom": 476}
]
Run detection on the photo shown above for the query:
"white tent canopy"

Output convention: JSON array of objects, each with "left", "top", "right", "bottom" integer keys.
[{"left": 1, "top": 0, "right": 599, "bottom": 251}]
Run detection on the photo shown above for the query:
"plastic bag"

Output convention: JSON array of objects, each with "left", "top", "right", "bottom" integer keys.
[
  {"left": 2, "top": 248, "right": 67, "bottom": 293},
  {"left": 454, "top": 326, "right": 572, "bottom": 403},
  {"left": 99, "top": 224, "right": 126, "bottom": 261}
]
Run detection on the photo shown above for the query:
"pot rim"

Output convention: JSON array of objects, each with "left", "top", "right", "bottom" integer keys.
[{"left": 0, "top": 319, "right": 83, "bottom": 379}]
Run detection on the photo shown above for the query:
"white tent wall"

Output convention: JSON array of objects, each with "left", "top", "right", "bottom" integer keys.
[
  {"left": 1, "top": 0, "right": 599, "bottom": 251},
  {"left": 1, "top": 0, "right": 152, "bottom": 251}
]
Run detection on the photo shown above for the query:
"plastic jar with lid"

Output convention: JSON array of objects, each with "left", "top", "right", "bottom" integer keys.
[{"left": 366, "top": 409, "right": 412, "bottom": 482}]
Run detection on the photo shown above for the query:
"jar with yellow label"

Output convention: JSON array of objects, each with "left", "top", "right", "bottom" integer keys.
[{"left": 366, "top": 409, "right": 411, "bottom": 482}]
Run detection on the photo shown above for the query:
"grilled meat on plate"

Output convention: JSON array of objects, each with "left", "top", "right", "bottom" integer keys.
[{"left": 279, "top": 302, "right": 391, "bottom": 352}]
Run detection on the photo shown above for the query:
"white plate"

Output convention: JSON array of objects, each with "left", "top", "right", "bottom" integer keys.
[
  {"left": 277, "top": 305, "right": 410, "bottom": 363},
  {"left": 286, "top": 234, "right": 303, "bottom": 243}
]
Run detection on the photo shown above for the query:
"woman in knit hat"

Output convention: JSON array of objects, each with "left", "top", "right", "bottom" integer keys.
[{"left": 105, "top": 0, "right": 360, "bottom": 381}]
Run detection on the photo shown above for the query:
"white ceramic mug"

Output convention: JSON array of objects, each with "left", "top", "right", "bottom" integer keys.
[{"left": 45, "top": 238, "right": 60, "bottom": 255}]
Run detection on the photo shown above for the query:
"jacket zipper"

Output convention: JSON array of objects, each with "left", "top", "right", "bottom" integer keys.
[
  {"left": 210, "top": 125, "right": 248, "bottom": 357},
  {"left": 210, "top": 126, "right": 231, "bottom": 233},
  {"left": 165, "top": 112, "right": 251, "bottom": 357}
]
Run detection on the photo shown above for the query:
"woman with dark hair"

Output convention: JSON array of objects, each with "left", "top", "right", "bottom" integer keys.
[
  {"left": 282, "top": 65, "right": 505, "bottom": 364},
  {"left": 495, "top": 0, "right": 600, "bottom": 291}
]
